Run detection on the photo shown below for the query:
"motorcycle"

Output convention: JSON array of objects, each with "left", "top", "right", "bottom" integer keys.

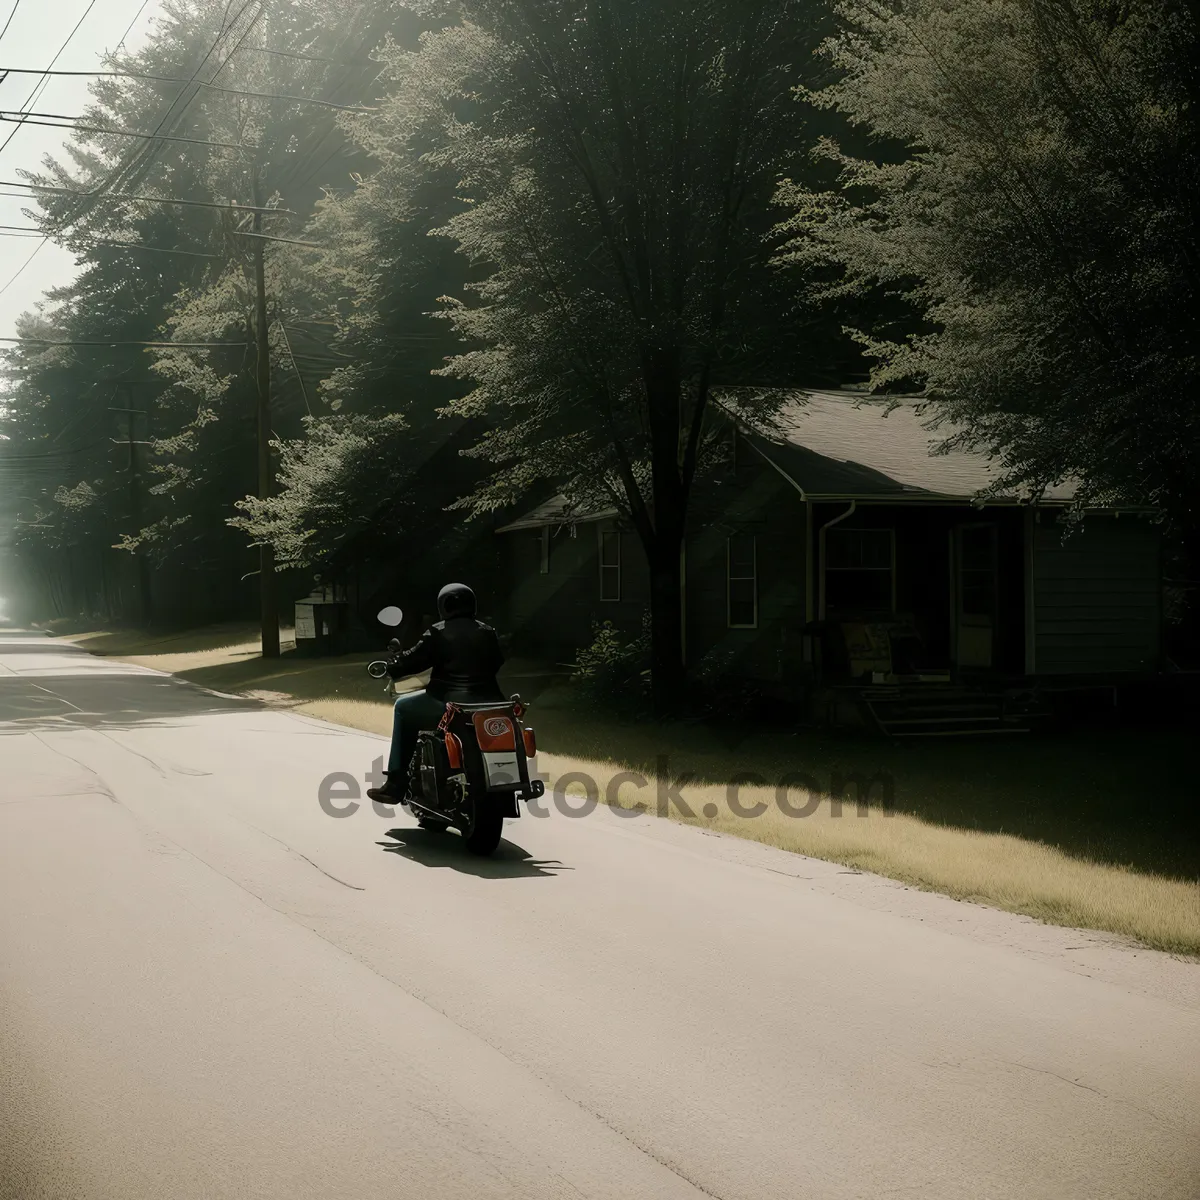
[{"left": 367, "top": 607, "right": 546, "bottom": 856}]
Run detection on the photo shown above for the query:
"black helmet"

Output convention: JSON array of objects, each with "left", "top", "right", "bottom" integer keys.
[{"left": 437, "top": 582, "right": 477, "bottom": 619}]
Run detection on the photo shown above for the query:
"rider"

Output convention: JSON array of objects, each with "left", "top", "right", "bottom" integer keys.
[{"left": 366, "top": 582, "right": 506, "bottom": 804}]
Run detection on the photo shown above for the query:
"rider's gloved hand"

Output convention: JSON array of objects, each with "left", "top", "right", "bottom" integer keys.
[{"left": 387, "top": 638, "right": 402, "bottom": 652}]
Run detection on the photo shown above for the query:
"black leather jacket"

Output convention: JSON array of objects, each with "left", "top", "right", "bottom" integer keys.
[{"left": 388, "top": 616, "right": 506, "bottom": 703}]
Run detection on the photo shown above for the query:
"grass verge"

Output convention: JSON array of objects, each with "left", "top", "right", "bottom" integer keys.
[{"left": 63, "top": 622, "right": 1200, "bottom": 957}]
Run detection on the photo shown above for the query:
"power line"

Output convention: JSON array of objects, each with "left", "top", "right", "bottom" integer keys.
[
  {"left": 53, "top": 0, "right": 263, "bottom": 236},
  {"left": 0, "top": 0, "right": 101, "bottom": 161},
  {"left": 232, "top": 229, "right": 322, "bottom": 248},
  {"left": 0, "top": 238, "right": 45, "bottom": 299},
  {"left": 0, "top": 112, "right": 251, "bottom": 150},
  {"left": 88, "top": 239, "right": 218, "bottom": 258},
  {"left": 0, "top": 2, "right": 23, "bottom": 47},
  {"left": 0, "top": 337, "right": 247, "bottom": 347},
  {"left": 240, "top": 44, "right": 372, "bottom": 67},
  {"left": 1, "top": 180, "right": 296, "bottom": 214},
  {"left": 114, "top": 0, "right": 153, "bottom": 53},
  {"left": 0, "top": 67, "right": 376, "bottom": 111},
  {"left": 0, "top": 0, "right": 104, "bottom": 298}
]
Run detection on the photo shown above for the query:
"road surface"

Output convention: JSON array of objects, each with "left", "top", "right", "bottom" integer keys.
[{"left": 1, "top": 629, "right": 1198, "bottom": 1200}]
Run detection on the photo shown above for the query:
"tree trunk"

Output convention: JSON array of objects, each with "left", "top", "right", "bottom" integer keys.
[
  {"left": 643, "top": 344, "right": 688, "bottom": 715},
  {"left": 648, "top": 540, "right": 686, "bottom": 715}
]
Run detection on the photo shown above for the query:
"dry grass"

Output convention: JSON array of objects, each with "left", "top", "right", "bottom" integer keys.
[
  {"left": 539, "top": 755, "right": 1200, "bottom": 957},
  {"left": 67, "top": 624, "right": 1200, "bottom": 957}
]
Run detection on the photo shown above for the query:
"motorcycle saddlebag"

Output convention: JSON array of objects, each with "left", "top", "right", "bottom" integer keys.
[{"left": 412, "top": 731, "right": 451, "bottom": 808}]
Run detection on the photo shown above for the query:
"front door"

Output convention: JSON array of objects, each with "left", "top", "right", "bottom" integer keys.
[{"left": 953, "top": 523, "right": 999, "bottom": 670}]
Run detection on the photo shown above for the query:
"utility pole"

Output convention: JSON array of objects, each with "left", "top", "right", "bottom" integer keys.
[
  {"left": 252, "top": 173, "right": 280, "bottom": 658},
  {"left": 109, "top": 402, "right": 153, "bottom": 626}
]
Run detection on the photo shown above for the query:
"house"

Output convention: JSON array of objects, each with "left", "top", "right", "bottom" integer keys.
[{"left": 495, "top": 390, "right": 1165, "bottom": 733}]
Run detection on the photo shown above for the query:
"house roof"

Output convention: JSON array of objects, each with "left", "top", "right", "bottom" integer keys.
[
  {"left": 495, "top": 388, "right": 1085, "bottom": 532},
  {"left": 729, "top": 389, "right": 1079, "bottom": 503},
  {"left": 494, "top": 495, "right": 620, "bottom": 533}
]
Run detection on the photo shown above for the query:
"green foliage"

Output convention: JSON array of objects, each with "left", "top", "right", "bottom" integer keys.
[
  {"left": 776, "top": 0, "right": 1200, "bottom": 527},
  {"left": 569, "top": 615, "right": 652, "bottom": 711},
  {"left": 689, "top": 645, "right": 775, "bottom": 722},
  {"left": 230, "top": 412, "right": 413, "bottom": 568},
  {"left": 351, "top": 2, "right": 850, "bottom": 522}
]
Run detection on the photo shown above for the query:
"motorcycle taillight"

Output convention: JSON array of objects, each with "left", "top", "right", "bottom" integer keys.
[{"left": 522, "top": 727, "right": 536, "bottom": 757}]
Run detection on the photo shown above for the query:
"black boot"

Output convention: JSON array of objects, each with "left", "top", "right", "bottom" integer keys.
[{"left": 367, "top": 774, "right": 408, "bottom": 804}]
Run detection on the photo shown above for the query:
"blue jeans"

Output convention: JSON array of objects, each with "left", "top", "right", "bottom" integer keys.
[{"left": 387, "top": 689, "right": 449, "bottom": 780}]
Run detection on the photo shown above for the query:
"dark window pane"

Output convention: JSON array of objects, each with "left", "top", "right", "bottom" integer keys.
[
  {"left": 827, "top": 528, "right": 891, "bottom": 570},
  {"left": 728, "top": 534, "right": 756, "bottom": 573},
  {"left": 860, "top": 533, "right": 892, "bottom": 569},
  {"left": 729, "top": 578, "right": 756, "bottom": 626},
  {"left": 961, "top": 527, "right": 995, "bottom": 570},
  {"left": 600, "top": 564, "right": 621, "bottom": 601},
  {"left": 826, "top": 569, "right": 893, "bottom": 614},
  {"left": 600, "top": 531, "right": 620, "bottom": 568}
]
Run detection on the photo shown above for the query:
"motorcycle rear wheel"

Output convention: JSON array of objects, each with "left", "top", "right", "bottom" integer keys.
[{"left": 462, "top": 801, "right": 504, "bottom": 856}]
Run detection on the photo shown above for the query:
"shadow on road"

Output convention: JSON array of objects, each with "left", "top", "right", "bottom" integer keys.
[
  {"left": 0, "top": 672, "right": 265, "bottom": 735},
  {"left": 0, "top": 642, "right": 85, "bottom": 655},
  {"left": 379, "top": 828, "right": 570, "bottom": 879}
]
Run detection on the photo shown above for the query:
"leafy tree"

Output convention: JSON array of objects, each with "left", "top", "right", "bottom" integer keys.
[
  {"left": 1, "top": 0, "right": 410, "bottom": 626},
  {"left": 777, "top": 0, "right": 1200, "bottom": 529},
  {"left": 228, "top": 93, "right": 481, "bottom": 583},
  {"left": 351, "top": 0, "right": 855, "bottom": 710}
]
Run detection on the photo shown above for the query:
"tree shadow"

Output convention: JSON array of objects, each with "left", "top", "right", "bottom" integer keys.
[
  {"left": 378, "top": 827, "right": 571, "bottom": 878},
  {"left": 0, "top": 671, "right": 266, "bottom": 734},
  {"left": 529, "top": 695, "right": 1200, "bottom": 881},
  {"left": 35, "top": 623, "right": 272, "bottom": 658},
  {"left": 0, "top": 638, "right": 86, "bottom": 656}
]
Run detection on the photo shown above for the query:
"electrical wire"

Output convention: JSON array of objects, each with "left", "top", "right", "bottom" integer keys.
[
  {"left": 0, "top": 67, "right": 376, "bottom": 111},
  {"left": 52, "top": 0, "right": 264, "bottom": 236},
  {"left": 0, "top": 238, "right": 45, "bottom": 299},
  {"left": 0, "top": 0, "right": 105, "bottom": 298},
  {"left": 1, "top": 180, "right": 295, "bottom": 213},
  {"left": 0, "top": 1, "right": 23, "bottom": 47},
  {"left": 114, "top": 0, "right": 152, "bottom": 53},
  {"left": 0, "top": 112, "right": 252, "bottom": 150},
  {"left": 0, "top": 0, "right": 101, "bottom": 160},
  {"left": 239, "top": 44, "right": 372, "bottom": 67},
  {"left": 0, "top": 337, "right": 247, "bottom": 347}
]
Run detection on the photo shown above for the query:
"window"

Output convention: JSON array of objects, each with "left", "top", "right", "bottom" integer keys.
[
  {"left": 538, "top": 527, "right": 550, "bottom": 575},
  {"left": 958, "top": 525, "right": 997, "bottom": 616},
  {"left": 599, "top": 529, "right": 621, "bottom": 601},
  {"left": 727, "top": 533, "right": 758, "bottom": 628},
  {"left": 824, "top": 527, "right": 894, "bottom": 615}
]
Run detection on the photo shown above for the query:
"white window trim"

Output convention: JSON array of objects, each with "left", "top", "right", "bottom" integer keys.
[
  {"left": 824, "top": 527, "right": 897, "bottom": 614},
  {"left": 727, "top": 533, "right": 759, "bottom": 629},
  {"left": 599, "top": 527, "right": 622, "bottom": 602}
]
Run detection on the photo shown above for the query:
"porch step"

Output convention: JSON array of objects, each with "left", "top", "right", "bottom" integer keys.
[{"left": 861, "top": 686, "right": 1051, "bottom": 738}]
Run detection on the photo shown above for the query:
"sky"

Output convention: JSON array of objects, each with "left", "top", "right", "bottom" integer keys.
[{"left": 0, "top": 0, "right": 160, "bottom": 342}]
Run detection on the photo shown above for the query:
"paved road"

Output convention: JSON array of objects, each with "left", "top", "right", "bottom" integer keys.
[{"left": 1, "top": 629, "right": 1198, "bottom": 1200}]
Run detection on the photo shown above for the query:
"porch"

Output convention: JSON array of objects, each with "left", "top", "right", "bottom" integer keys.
[{"left": 798, "top": 501, "right": 1163, "bottom": 735}]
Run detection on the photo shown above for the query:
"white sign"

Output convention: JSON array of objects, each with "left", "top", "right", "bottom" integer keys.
[{"left": 294, "top": 604, "right": 316, "bottom": 640}]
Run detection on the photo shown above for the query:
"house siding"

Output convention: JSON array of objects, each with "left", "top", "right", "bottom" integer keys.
[
  {"left": 685, "top": 460, "right": 807, "bottom": 681},
  {"left": 1032, "top": 516, "right": 1162, "bottom": 675},
  {"left": 506, "top": 519, "right": 648, "bottom": 659}
]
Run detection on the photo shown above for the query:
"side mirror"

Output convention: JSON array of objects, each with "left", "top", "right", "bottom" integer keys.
[{"left": 377, "top": 606, "right": 404, "bottom": 628}]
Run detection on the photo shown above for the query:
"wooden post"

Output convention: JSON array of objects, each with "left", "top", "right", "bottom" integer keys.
[
  {"left": 110, "top": 400, "right": 153, "bottom": 626},
  {"left": 252, "top": 176, "right": 280, "bottom": 659}
]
